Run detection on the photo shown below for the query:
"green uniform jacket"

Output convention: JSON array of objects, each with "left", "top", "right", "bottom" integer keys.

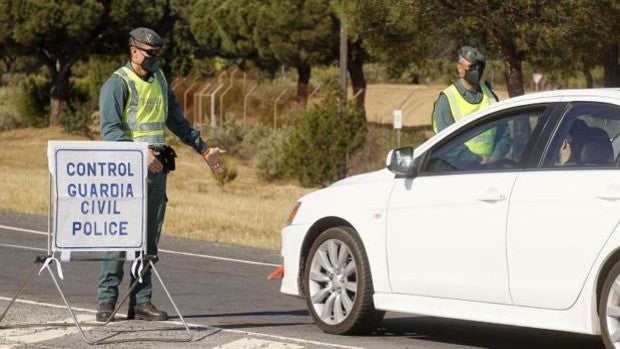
[{"left": 99, "top": 62, "right": 209, "bottom": 154}]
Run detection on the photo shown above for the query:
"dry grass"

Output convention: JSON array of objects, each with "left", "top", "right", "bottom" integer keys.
[
  {"left": 0, "top": 84, "right": 506, "bottom": 250},
  {"left": 0, "top": 127, "right": 312, "bottom": 250},
  {"left": 364, "top": 84, "right": 509, "bottom": 127}
]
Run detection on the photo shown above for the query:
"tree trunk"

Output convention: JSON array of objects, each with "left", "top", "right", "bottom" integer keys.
[
  {"left": 603, "top": 43, "right": 620, "bottom": 87},
  {"left": 502, "top": 56, "right": 525, "bottom": 98},
  {"left": 49, "top": 62, "right": 72, "bottom": 126},
  {"left": 347, "top": 41, "right": 366, "bottom": 111},
  {"left": 296, "top": 62, "right": 310, "bottom": 106},
  {"left": 49, "top": 74, "right": 69, "bottom": 126},
  {"left": 583, "top": 66, "right": 594, "bottom": 88}
]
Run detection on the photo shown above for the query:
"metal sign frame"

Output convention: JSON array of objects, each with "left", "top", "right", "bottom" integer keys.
[{"left": 0, "top": 142, "right": 194, "bottom": 344}]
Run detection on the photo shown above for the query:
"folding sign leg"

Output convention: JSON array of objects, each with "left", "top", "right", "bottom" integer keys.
[
  {"left": 1, "top": 256, "right": 193, "bottom": 345},
  {"left": 149, "top": 259, "right": 193, "bottom": 342},
  {"left": 0, "top": 262, "right": 39, "bottom": 325},
  {"left": 100, "top": 257, "right": 193, "bottom": 343},
  {"left": 88, "top": 257, "right": 193, "bottom": 343},
  {"left": 44, "top": 263, "right": 101, "bottom": 345},
  {"left": 45, "top": 261, "right": 192, "bottom": 345}
]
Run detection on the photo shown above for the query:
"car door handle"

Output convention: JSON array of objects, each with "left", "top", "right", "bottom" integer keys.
[
  {"left": 596, "top": 193, "right": 620, "bottom": 201},
  {"left": 596, "top": 185, "right": 620, "bottom": 201},
  {"left": 477, "top": 189, "right": 506, "bottom": 203}
]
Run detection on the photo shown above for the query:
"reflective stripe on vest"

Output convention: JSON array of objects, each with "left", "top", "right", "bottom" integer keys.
[
  {"left": 441, "top": 83, "right": 497, "bottom": 155},
  {"left": 113, "top": 67, "right": 168, "bottom": 145}
]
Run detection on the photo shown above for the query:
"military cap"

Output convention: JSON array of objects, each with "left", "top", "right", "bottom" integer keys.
[
  {"left": 458, "top": 46, "right": 486, "bottom": 67},
  {"left": 129, "top": 27, "right": 163, "bottom": 47}
]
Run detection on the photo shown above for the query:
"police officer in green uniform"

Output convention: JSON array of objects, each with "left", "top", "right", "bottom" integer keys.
[
  {"left": 96, "top": 27, "right": 225, "bottom": 322},
  {"left": 432, "top": 46, "right": 510, "bottom": 164}
]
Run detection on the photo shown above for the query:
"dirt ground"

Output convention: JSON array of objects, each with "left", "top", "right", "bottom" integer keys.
[{"left": 364, "top": 84, "right": 509, "bottom": 127}]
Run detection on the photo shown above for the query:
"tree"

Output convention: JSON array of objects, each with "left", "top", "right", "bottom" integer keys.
[
  {"left": 419, "top": 0, "right": 549, "bottom": 97},
  {"left": 526, "top": 1, "right": 620, "bottom": 88},
  {"left": 345, "top": 0, "right": 425, "bottom": 106},
  {"left": 190, "top": 0, "right": 280, "bottom": 76},
  {"left": 4, "top": 0, "right": 170, "bottom": 126},
  {"left": 255, "top": 0, "right": 336, "bottom": 104},
  {"left": 191, "top": 0, "right": 336, "bottom": 104},
  {"left": 191, "top": 0, "right": 426, "bottom": 110},
  {"left": 159, "top": 0, "right": 209, "bottom": 77},
  {"left": 0, "top": 1, "right": 24, "bottom": 77},
  {"left": 284, "top": 82, "right": 366, "bottom": 187}
]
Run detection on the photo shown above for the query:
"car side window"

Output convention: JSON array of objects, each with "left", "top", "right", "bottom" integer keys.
[
  {"left": 543, "top": 102, "right": 620, "bottom": 168},
  {"left": 422, "top": 107, "right": 547, "bottom": 175}
]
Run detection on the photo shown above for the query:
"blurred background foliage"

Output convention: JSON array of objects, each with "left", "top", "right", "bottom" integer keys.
[{"left": 0, "top": 0, "right": 619, "bottom": 186}]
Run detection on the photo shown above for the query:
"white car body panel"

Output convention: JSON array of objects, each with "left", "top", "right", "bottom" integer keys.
[
  {"left": 280, "top": 223, "right": 311, "bottom": 296},
  {"left": 508, "top": 170, "right": 620, "bottom": 309},
  {"left": 373, "top": 290, "right": 597, "bottom": 335},
  {"left": 387, "top": 172, "right": 517, "bottom": 304},
  {"left": 282, "top": 169, "right": 395, "bottom": 295},
  {"left": 280, "top": 89, "right": 620, "bottom": 336}
]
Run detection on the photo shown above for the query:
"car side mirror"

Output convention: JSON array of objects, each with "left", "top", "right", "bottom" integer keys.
[{"left": 386, "top": 146, "right": 418, "bottom": 177}]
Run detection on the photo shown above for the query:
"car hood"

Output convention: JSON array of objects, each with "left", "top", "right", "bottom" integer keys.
[{"left": 329, "top": 168, "right": 394, "bottom": 187}]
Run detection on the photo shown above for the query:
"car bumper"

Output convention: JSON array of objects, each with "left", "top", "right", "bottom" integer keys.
[{"left": 280, "top": 223, "right": 311, "bottom": 297}]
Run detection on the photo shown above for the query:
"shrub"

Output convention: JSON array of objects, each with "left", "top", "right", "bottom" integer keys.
[
  {"left": 238, "top": 124, "right": 272, "bottom": 160},
  {"left": 204, "top": 118, "right": 247, "bottom": 155},
  {"left": 73, "top": 55, "right": 125, "bottom": 103},
  {"left": 283, "top": 83, "right": 367, "bottom": 187},
  {"left": 59, "top": 99, "right": 96, "bottom": 137},
  {"left": 15, "top": 76, "right": 50, "bottom": 127},
  {"left": 58, "top": 81, "right": 95, "bottom": 137},
  {"left": 254, "top": 128, "right": 289, "bottom": 181},
  {"left": 0, "top": 86, "right": 23, "bottom": 131}
]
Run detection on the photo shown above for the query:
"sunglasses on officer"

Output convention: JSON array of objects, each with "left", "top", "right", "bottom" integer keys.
[
  {"left": 133, "top": 45, "right": 160, "bottom": 57},
  {"left": 130, "top": 38, "right": 161, "bottom": 57}
]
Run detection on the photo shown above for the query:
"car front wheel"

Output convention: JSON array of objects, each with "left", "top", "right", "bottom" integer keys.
[{"left": 303, "top": 226, "right": 383, "bottom": 334}]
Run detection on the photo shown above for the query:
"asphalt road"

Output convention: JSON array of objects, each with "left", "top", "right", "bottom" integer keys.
[{"left": 0, "top": 210, "right": 605, "bottom": 348}]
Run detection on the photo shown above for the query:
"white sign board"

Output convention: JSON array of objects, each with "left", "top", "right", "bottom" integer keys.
[
  {"left": 393, "top": 109, "right": 403, "bottom": 130},
  {"left": 47, "top": 141, "right": 148, "bottom": 253}
]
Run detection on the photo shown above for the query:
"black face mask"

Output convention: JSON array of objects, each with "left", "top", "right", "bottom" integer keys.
[
  {"left": 141, "top": 56, "right": 160, "bottom": 73},
  {"left": 464, "top": 68, "right": 481, "bottom": 85}
]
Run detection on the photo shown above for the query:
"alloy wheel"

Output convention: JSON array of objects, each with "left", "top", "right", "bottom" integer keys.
[{"left": 308, "top": 238, "right": 357, "bottom": 325}]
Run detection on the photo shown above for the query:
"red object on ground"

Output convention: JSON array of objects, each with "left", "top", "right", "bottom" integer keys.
[{"left": 267, "top": 265, "right": 284, "bottom": 280}]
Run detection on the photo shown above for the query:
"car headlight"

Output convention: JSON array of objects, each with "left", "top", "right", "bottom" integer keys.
[{"left": 287, "top": 202, "right": 302, "bottom": 225}]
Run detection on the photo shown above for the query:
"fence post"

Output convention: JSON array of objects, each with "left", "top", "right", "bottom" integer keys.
[
  {"left": 352, "top": 88, "right": 364, "bottom": 100},
  {"left": 307, "top": 85, "right": 321, "bottom": 107},
  {"left": 273, "top": 89, "right": 289, "bottom": 130},
  {"left": 219, "top": 68, "right": 239, "bottom": 125},
  {"left": 171, "top": 77, "right": 184, "bottom": 90},
  {"left": 197, "top": 82, "right": 212, "bottom": 125},
  {"left": 209, "top": 84, "right": 224, "bottom": 128},
  {"left": 183, "top": 76, "right": 200, "bottom": 116},
  {"left": 243, "top": 84, "right": 258, "bottom": 125}
]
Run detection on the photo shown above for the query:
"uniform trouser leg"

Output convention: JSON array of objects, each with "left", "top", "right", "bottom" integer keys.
[
  {"left": 97, "top": 171, "right": 167, "bottom": 306},
  {"left": 97, "top": 251, "right": 124, "bottom": 305}
]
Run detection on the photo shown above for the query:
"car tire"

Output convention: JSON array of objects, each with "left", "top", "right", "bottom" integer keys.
[
  {"left": 303, "top": 226, "right": 384, "bottom": 334},
  {"left": 599, "top": 260, "right": 620, "bottom": 348}
]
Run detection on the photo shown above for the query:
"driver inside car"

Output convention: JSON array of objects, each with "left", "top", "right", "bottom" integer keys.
[
  {"left": 467, "top": 121, "right": 512, "bottom": 165},
  {"left": 556, "top": 119, "right": 589, "bottom": 166}
]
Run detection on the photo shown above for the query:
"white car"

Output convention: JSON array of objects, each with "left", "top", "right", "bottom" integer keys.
[{"left": 280, "top": 89, "right": 620, "bottom": 347}]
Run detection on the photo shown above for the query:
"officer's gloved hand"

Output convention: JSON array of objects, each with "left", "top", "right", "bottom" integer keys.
[{"left": 202, "top": 147, "right": 227, "bottom": 173}]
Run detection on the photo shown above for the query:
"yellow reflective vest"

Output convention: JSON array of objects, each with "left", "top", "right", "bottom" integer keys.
[
  {"left": 113, "top": 67, "right": 168, "bottom": 145},
  {"left": 433, "top": 83, "right": 497, "bottom": 155}
]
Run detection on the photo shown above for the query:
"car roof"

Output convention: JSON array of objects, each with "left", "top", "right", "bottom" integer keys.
[{"left": 506, "top": 88, "right": 620, "bottom": 103}]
